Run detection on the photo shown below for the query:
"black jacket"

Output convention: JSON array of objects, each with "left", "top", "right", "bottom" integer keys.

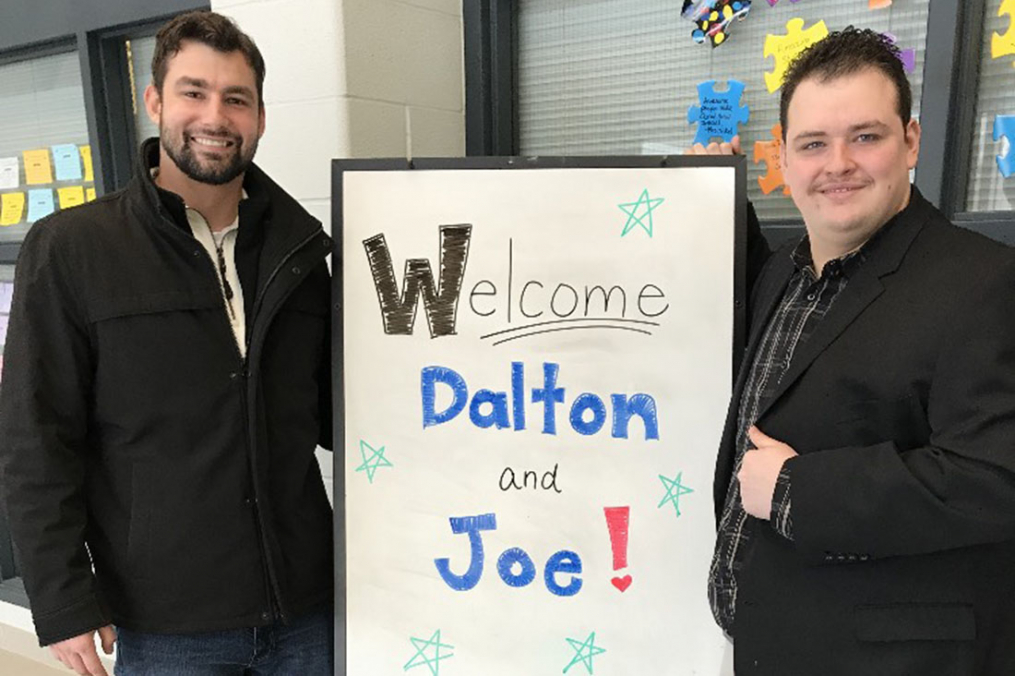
[
  {"left": 716, "top": 189, "right": 1015, "bottom": 675},
  {"left": 0, "top": 140, "right": 334, "bottom": 645}
]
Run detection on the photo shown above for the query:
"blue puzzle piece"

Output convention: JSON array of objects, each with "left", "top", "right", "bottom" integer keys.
[
  {"left": 993, "top": 115, "right": 1015, "bottom": 178},
  {"left": 687, "top": 79, "right": 750, "bottom": 145}
]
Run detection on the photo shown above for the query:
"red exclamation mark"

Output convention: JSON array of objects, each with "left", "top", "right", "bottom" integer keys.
[{"left": 604, "top": 506, "right": 632, "bottom": 592}]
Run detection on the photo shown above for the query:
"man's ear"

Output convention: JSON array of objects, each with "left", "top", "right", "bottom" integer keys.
[
  {"left": 257, "top": 103, "right": 266, "bottom": 139},
  {"left": 142, "top": 83, "right": 162, "bottom": 126},
  {"left": 904, "top": 118, "right": 921, "bottom": 170}
]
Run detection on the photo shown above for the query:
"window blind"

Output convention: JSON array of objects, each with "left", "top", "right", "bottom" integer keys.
[
  {"left": 965, "top": 0, "right": 1015, "bottom": 213},
  {"left": 517, "top": 0, "right": 931, "bottom": 221}
]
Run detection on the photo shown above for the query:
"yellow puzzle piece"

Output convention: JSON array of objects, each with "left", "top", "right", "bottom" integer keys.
[
  {"left": 992, "top": 0, "right": 1015, "bottom": 65},
  {"left": 764, "top": 18, "right": 829, "bottom": 93}
]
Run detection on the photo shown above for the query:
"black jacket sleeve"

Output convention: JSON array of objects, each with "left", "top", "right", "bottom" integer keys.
[
  {"left": 746, "top": 200, "right": 773, "bottom": 296},
  {"left": 0, "top": 221, "right": 111, "bottom": 645}
]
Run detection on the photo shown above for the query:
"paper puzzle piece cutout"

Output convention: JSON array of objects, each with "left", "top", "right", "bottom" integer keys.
[
  {"left": 869, "top": 0, "right": 892, "bottom": 8},
  {"left": 687, "top": 80, "right": 750, "bottom": 145},
  {"left": 882, "top": 32, "right": 916, "bottom": 73},
  {"left": 685, "top": 0, "right": 752, "bottom": 47},
  {"left": 764, "top": 18, "right": 830, "bottom": 93},
  {"left": 764, "top": 0, "right": 801, "bottom": 5},
  {"left": 992, "top": 0, "right": 1015, "bottom": 65},
  {"left": 754, "top": 123, "right": 791, "bottom": 196},
  {"left": 993, "top": 115, "right": 1015, "bottom": 178}
]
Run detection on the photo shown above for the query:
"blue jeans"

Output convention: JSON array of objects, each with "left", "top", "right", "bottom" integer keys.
[{"left": 114, "top": 610, "right": 333, "bottom": 675}]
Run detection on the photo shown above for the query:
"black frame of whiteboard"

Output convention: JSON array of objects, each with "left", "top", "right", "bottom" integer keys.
[{"left": 329, "top": 153, "right": 748, "bottom": 673}]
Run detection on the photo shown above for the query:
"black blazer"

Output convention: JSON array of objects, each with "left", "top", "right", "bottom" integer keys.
[{"left": 715, "top": 189, "right": 1015, "bottom": 676}]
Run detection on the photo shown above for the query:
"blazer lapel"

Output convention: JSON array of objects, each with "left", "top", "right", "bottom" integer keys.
[{"left": 753, "top": 193, "right": 931, "bottom": 421}]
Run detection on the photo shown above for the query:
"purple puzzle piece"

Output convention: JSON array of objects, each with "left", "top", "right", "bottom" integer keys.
[
  {"left": 883, "top": 32, "right": 916, "bottom": 73},
  {"left": 764, "top": 0, "right": 801, "bottom": 6}
]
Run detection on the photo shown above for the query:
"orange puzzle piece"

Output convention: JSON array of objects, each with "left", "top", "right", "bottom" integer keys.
[
  {"left": 869, "top": 0, "right": 892, "bottom": 8},
  {"left": 753, "top": 124, "right": 790, "bottom": 196}
]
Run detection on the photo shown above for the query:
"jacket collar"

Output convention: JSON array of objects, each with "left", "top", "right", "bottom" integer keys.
[{"left": 133, "top": 137, "right": 273, "bottom": 239}]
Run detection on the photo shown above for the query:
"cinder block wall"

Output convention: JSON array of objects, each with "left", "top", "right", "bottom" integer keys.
[
  {"left": 211, "top": 0, "right": 466, "bottom": 499},
  {"left": 212, "top": 0, "right": 465, "bottom": 232}
]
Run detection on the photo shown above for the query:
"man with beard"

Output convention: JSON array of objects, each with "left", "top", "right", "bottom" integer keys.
[{"left": 0, "top": 11, "right": 334, "bottom": 675}]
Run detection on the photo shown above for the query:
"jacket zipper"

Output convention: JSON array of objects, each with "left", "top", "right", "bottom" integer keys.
[{"left": 242, "top": 227, "right": 328, "bottom": 624}]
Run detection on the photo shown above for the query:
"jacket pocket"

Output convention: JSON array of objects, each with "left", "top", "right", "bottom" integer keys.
[
  {"left": 87, "top": 289, "right": 222, "bottom": 324},
  {"left": 832, "top": 394, "right": 930, "bottom": 450},
  {"left": 855, "top": 603, "right": 975, "bottom": 642},
  {"left": 126, "top": 460, "right": 152, "bottom": 580}
]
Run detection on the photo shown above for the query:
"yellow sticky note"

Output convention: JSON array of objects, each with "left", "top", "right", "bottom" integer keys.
[
  {"left": 23, "top": 149, "right": 53, "bottom": 185},
  {"left": 1, "top": 192, "right": 25, "bottom": 226},
  {"left": 57, "top": 186, "right": 86, "bottom": 210},
  {"left": 80, "top": 145, "right": 94, "bottom": 183},
  {"left": 86, "top": 187, "right": 96, "bottom": 202}
]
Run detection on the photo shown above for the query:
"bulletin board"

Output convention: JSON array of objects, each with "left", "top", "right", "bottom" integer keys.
[{"left": 334, "top": 155, "right": 746, "bottom": 675}]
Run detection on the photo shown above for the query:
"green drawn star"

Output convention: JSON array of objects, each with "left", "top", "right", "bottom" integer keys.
[
  {"left": 617, "top": 188, "right": 665, "bottom": 237},
  {"left": 355, "top": 439, "right": 393, "bottom": 484},
  {"left": 658, "top": 471, "right": 694, "bottom": 517},
  {"left": 563, "top": 631, "right": 606, "bottom": 674},
  {"left": 404, "top": 629, "right": 454, "bottom": 675}
]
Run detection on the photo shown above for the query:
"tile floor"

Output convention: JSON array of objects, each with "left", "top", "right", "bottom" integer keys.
[{"left": 0, "top": 648, "right": 67, "bottom": 674}]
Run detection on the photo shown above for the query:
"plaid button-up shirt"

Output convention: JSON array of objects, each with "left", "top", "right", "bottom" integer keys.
[{"left": 707, "top": 234, "right": 874, "bottom": 634}]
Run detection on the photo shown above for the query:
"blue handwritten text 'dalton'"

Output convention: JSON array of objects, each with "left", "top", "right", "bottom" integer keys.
[{"left": 421, "top": 361, "right": 660, "bottom": 440}]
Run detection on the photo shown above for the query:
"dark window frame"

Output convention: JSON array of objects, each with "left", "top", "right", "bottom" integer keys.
[{"left": 464, "top": 0, "right": 1015, "bottom": 246}]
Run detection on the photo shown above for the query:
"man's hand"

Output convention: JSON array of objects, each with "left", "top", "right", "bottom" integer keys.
[
  {"left": 50, "top": 625, "right": 115, "bottom": 676},
  {"left": 684, "top": 135, "right": 742, "bottom": 156},
  {"left": 738, "top": 426, "right": 798, "bottom": 520}
]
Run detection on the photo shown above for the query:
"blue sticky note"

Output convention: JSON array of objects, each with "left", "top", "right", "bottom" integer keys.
[
  {"left": 27, "top": 189, "right": 55, "bottom": 222},
  {"left": 52, "top": 144, "right": 83, "bottom": 181}
]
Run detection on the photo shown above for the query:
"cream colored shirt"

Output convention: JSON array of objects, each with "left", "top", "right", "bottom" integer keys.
[
  {"left": 189, "top": 209, "right": 246, "bottom": 357},
  {"left": 149, "top": 169, "right": 247, "bottom": 357}
]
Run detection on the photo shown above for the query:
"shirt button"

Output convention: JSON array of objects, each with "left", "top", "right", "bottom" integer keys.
[
  {"left": 807, "top": 293, "right": 816, "bottom": 301},
  {"left": 260, "top": 611, "right": 271, "bottom": 621},
  {"left": 292, "top": 266, "right": 301, "bottom": 275}
]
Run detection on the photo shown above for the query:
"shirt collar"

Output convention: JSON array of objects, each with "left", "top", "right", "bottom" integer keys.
[{"left": 790, "top": 189, "right": 914, "bottom": 281}]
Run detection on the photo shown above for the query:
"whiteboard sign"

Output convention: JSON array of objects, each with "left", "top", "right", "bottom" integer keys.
[{"left": 335, "top": 157, "right": 745, "bottom": 675}]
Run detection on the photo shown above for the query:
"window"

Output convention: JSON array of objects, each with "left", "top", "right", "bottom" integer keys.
[
  {"left": 0, "top": 50, "right": 95, "bottom": 243},
  {"left": 129, "top": 35, "right": 160, "bottom": 147},
  {"left": 515, "top": 0, "right": 931, "bottom": 221},
  {"left": 964, "top": 0, "right": 1015, "bottom": 213}
]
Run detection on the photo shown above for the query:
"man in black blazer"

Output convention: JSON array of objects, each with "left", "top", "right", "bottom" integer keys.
[{"left": 698, "top": 28, "right": 1015, "bottom": 675}]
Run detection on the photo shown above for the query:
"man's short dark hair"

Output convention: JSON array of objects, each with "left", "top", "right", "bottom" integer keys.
[
  {"left": 780, "top": 26, "right": 911, "bottom": 139},
  {"left": 151, "top": 10, "right": 266, "bottom": 107}
]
